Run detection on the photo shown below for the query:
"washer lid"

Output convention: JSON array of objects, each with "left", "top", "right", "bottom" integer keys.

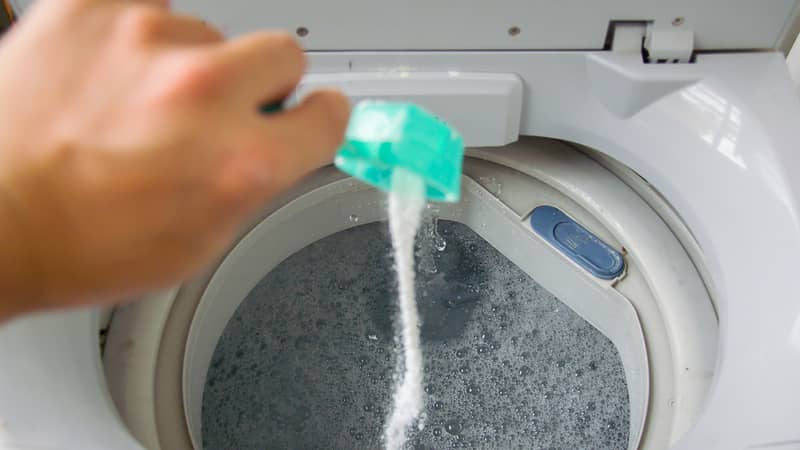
[{"left": 171, "top": 0, "right": 800, "bottom": 52}]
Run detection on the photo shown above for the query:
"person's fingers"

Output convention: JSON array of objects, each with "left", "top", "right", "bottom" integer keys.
[
  {"left": 211, "top": 31, "right": 306, "bottom": 105},
  {"left": 156, "top": 14, "right": 223, "bottom": 45},
  {"left": 253, "top": 90, "right": 351, "bottom": 186},
  {"left": 123, "top": 0, "right": 169, "bottom": 8}
]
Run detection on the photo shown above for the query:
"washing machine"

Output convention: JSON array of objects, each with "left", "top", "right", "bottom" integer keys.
[{"left": 2, "top": 1, "right": 800, "bottom": 449}]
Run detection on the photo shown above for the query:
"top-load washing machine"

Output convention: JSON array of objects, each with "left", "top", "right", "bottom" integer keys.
[{"left": 2, "top": 1, "right": 800, "bottom": 449}]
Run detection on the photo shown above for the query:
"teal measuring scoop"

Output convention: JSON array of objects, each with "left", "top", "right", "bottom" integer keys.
[{"left": 334, "top": 101, "right": 464, "bottom": 203}]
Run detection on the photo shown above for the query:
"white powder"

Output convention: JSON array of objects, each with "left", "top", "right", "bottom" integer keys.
[{"left": 384, "top": 168, "right": 426, "bottom": 450}]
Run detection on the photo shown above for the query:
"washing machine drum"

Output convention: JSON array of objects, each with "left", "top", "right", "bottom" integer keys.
[{"left": 96, "top": 139, "right": 716, "bottom": 450}]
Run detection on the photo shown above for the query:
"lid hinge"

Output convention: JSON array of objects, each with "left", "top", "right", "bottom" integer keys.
[
  {"left": 644, "top": 24, "right": 694, "bottom": 63},
  {"left": 609, "top": 22, "right": 694, "bottom": 64}
]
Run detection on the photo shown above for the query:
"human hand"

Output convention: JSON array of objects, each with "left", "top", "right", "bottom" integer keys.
[{"left": 0, "top": 0, "right": 349, "bottom": 318}]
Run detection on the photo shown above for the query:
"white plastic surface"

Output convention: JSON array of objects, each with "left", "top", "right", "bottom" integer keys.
[
  {"left": 0, "top": 310, "right": 142, "bottom": 450},
  {"left": 611, "top": 23, "right": 646, "bottom": 53},
  {"left": 9, "top": 1, "right": 799, "bottom": 51},
  {"left": 294, "top": 72, "right": 523, "bottom": 147},
  {"left": 595, "top": 53, "right": 800, "bottom": 450},
  {"left": 103, "top": 290, "right": 178, "bottom": 450},
  {"left": 159, "top": 0, "right": 800, "bottom": 51},
  {"left": 585, "top": 53, "right": 700, "bottom": 118},
  {"left": 788, "top": 34, "right": 800, "bottom": 92}
]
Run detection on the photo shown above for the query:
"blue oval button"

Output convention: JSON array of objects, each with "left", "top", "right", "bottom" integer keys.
[{"left": 530, "top": 206, "right": 624, "bottom": 279}]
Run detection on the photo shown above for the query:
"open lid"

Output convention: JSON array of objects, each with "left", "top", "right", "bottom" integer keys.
[
  {"left": 9, "top": 0, "right": 800, "bottom": 52},
  {"left": 167, "top": 0, "right": 800, "bottom": 53}
]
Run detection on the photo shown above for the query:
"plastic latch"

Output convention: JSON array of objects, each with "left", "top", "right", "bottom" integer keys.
[{"left": 530, "top": 206, "right": 625, "bottom": 279}]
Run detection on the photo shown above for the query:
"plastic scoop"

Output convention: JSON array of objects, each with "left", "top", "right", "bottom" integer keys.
[
  {"left": 334, "top": 101, "right": 464, "bottom": 203},
  {"left": 261, "top": 99, "right": 464, "bottom": 202}
]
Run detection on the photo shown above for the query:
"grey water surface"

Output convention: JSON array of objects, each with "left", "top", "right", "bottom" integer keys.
[{"left": 202, "top": 219, "right": 629, "bottom": 450}]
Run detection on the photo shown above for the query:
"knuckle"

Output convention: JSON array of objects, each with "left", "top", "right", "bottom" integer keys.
[
  {"left": 154, "top": 56, "right": 225, "bottom": 104},
  {"left": 252, "top": 138, "right": 299, "bottom": 187},
  {"left": 211, "top": 148, "right": 273, "bottom": 203},
  {"left": 269, "top": 32, "right": 303, "bottom": 54},
  {"left": 258, "top": 139, "right": 293, "bottom": 179},
  {"left": 269, "top": 33, "right": 306, "bottom": 70},
  {"left": 210, "top": 175, "right": 247, "bottom": 206},
  {"left": 118, "top": 7, "right": 164, "bottom": 43},
  {"left": 59, "top": 0, "right": 90, "bottom": 13},
  {"left": 200, "top": 22, "right": 225, "bottom": 42},
  {"left": 174, "top": 57, "right": 225, "bottom": 97},
  {"left": 56, "top": 0, "right": 102, "bottom": 16}
]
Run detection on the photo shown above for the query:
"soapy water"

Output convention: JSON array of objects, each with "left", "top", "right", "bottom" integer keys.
[{"left": 202, "top": 219, "right": 629, "bottom": 449}]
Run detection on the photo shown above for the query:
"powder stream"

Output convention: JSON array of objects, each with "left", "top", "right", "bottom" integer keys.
[{"left": 384, "top": 168, "right": 426, "bottom": 450}]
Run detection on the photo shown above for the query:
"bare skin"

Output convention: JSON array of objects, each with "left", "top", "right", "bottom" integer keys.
[{"left": 0, "top": 0, "right": 350, "bottom": 320}]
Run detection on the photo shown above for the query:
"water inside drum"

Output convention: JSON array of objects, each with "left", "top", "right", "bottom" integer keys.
[{"left": 202, "top": 220, "right": 629, "bottom": 449}]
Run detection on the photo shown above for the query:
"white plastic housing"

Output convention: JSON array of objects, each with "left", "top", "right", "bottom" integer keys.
[
  {"left": 164, "top": 0, "right": 800, "bottom": 52},
  {"left": 294, "top": 72, "right": 523, "bottom": 147}
]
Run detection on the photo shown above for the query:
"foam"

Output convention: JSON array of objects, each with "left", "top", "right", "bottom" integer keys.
[{"left": 202, "top": 220, "right": 629, "bottom": 449}]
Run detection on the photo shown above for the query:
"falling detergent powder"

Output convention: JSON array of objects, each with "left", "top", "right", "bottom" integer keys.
[
  {"left": 384, "top": 168, "right": 427, "bottom": 449},
  {"left": 333, "top": 101, "right": 465, "bottom": 449}
]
